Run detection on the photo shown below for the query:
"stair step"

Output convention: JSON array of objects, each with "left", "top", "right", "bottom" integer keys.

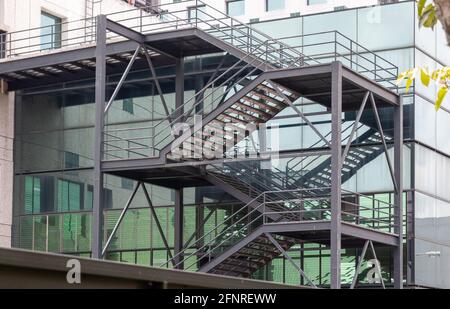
[
  {"left": 249, "top": 90, "right": 286, "bottom": 107},
  {"left": 234, "top": 101, "right": 274, "bottom": 119},
  {"left": 224, "top": 108, "right": 263, "bottom": 123},
  {"left": 242, "top": 96, "right": 283, "bottom": 114}
]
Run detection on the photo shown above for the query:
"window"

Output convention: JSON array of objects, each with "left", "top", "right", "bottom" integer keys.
[
  {"left": 123, "top": 98, "right": 134, "bottom": 114},
  {"left": 226, "top": 0, "right": 245, "bottom": 17},
  {"left": 25, "top": 176, "right": 41, "bottom": 214},
  {"left": 307, "top": 0, "right": 327, "bottom": 5},
  {"left": 24, "top": 176, "right": 55, "bottom": 214},
  {"left": 0, "top": 30, "right": 6, "bottom": 59},
  {"left": 41, "top": 12, "right": 62, "bottom": 50},
  {"left": 188, "top": 5, "right": 207, "bottom": 23},
  {"left": 58, "top": 179, "right": 83, "bottom": 212},
  {"left": 121, "top": 178, "right": 134, "bottom": 190},
  {"left": 266, "top": 0, "right": 284, "bottom": 11},
  {"left": 65, "top": 151, "right": 80, "bottom": 169}
]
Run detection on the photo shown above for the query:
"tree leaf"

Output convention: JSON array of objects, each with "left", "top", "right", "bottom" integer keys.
[
  {"left": 435, "top": 87, "right": 448, "bottom": 111},
  {"left": 405, "top": 68, "right": 418, "bottom": 93},
  {"left": 421, "top": 67, "right": 431, "bottom": 87},
  {"left": 420, "top": 4, "right": 438, "bottom": 29},
  {"left": 396, "top": 71, "right": 407, "bottom": 85},
  {"left": 418, "top": 0, "right": 427, "bottom": 17},
  {"left": 405, "top": 77, "right": 414, "bottom": 93}
]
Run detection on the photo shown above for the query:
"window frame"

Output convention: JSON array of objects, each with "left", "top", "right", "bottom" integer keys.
[
  {"left": 307, "top": 0, "right": 327, "bottom": 5},
  {"left": 266, "top": 0, "right": 285, "bottom": 12},
  {"left": 40, "top": 11, "right": 63, "bottom": 50},
  {"left": 226, "top": 0, "right": 245, "bottom": 17},
  {"left": 0, "top": 30, "right": 6, "bottom": 59}
]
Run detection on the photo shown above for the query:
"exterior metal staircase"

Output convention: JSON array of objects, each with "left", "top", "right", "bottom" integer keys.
[
  {"left": 162, "top": 189, "right": 332, "bottom": 280},
  {"left": 198, "top": 232, "right": 297, "bottom": 277},
  {"left": 286, "top": 129, "right": 393, "bottom": 189},
  {"left": 102, "top": 2, "right": 308, "bottom": 161},
  {"left": 204, "top": 124, "right": 391, "bottom": 203},
  {"left": 167, "top": 79, "right": 300, "bottom": 162}
]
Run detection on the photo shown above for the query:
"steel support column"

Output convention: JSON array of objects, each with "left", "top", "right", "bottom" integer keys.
[
  {"left": 330, "top": 61, "right": 342, "bottom": 289},
  {"left": 174, "top": 189, "right": 184, "bottom": 269},
  {"left": 175, "top": 58, "right": 185, "bottom": 121},
  {"left": 92, "top": 14, "right": 107, "bottom": 259},
  {"left": 394, "top": 96, "right": 404, "bottom": 289}
]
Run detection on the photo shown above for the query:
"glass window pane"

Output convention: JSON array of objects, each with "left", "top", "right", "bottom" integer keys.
[
  {"left": 267, "top": 0, "right": 284, "bottom": 11},
  {"left": 136, "top": 251, "right": 151, "bottom": 266},
  {"left": 0, "top": 30, "right": 6, "bottom": 59},
  {"left": 227, "top": 1, "right": 245, "bottom": 17},
  {"left": 33, "top": 216, "right": 47, "bottom": 252},
  {"left": 19, "top": 216, "right": 33, "bottom": 250},
  {"left": 357, "top": 2, "right": 414, "bottom": 51},
  {"left": 415, "top": 144, "right": 437, "bottom": 196},
  {"left": 41, "top": 12, "right": 62, "bottom": 50},
  {"left": 307, "top": 0, "right": 327, "bottom": 4},
  {"left": 48, "top": 215, "right": 61, "bottom": 252}
]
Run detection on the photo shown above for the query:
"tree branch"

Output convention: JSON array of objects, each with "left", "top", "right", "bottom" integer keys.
[{"left": 434, "top": 0, "right": 450, "bottom": 45}]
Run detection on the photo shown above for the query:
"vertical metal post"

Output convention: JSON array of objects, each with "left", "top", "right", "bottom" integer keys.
[
  {"left": 174, "top": 189, "right": 184, "bottom": 269},
  {"left": 394, "top": 96, "right": 404, "bottom": 289},
  {"left": 195, "top": 188, "right": 205, "bottom": 246},
  {"left": 92, "top": 14, "right": 107, "bottom": 259},
  {"left": 330, "top": 61, "right": 342, "bottom": 289},
  {"left": 175, "top": 58, "right": 185, "bottom": 121}
]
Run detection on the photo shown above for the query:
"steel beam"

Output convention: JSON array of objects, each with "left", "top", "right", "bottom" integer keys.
[
  {"left": 394, "top": 96, "right": 404, "bottom": 289},
  {"left": 340, "top": 223, "right": 398, "bottom": 246},
  {"left": 105, "top": 19, "right": 145, "bottom": 44},
  {"left": 0, "top": 40, "right": 140, "bottom": 75},
  {"left": 141, "top": 182, "right": 175, "bottom": 266},
  {"left": 350, "top": 240, "right": 369, "bottom": 289},
  {"left": 341, "top": 66, "right": 398, "bottom": 106},
  {"left": 174, "top": 189, "right": 184, "bottom": 269},
  {"left": 142, "top": 47, "right": 171, "bottom": 120},
  {"left": 369, "top": 93, "right": 398, "bottom": 193},
  {"left": 369, "top": 241, "right": 386, "bottom": 289},
  {"left": 92, "top": 14, "right": 107, "bottom": 259},
  {"left": 174, "top": 58, "right": 185, "bottom": 121},
  {"left": 350, "top": 241, "right": 385, "bottom": 289},
  {"left": 101, "top": 182, "right": 140, "bottom": 257},
  {"left": 104, "top": 46, "right": 141, "bottom": 113},
  {"left": 330, "top": 61, "right": 342, "bottom": 289},
  {"left": 265, "top": 233, "right": 317, "bottom": 288},
  {"left": 341, "top": 91, "right": 370, "bottom": 164},
  {"left": 273, "top": 82, "right": 331, "bottom": 148}
]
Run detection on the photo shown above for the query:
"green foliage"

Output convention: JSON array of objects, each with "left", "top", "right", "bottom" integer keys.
[
  {"left": 418, "top": 0, "right": 438, "bottom": 29},
  {"left": 397, "top": 66, "right": 450, "bottom": 110}
]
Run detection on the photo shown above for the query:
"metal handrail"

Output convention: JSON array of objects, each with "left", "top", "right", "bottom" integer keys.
[
  {"left": 161, "top": 186, "right": 396, "bottom": 271},
  {"left": 103, "top": 45, "right": 268, "bottom": 158},
  {"left": 163, "top": 187, "right": 332, "bottom": 270},
  {"left": 284, "top": 122, "right": 362, "bottom": 181}
]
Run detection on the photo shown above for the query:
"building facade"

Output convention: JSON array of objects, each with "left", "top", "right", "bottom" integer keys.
[{"left": 0, "top": 0, "right": 449, "bottom": 289}]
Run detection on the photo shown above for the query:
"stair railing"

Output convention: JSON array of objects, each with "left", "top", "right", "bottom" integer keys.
[{"left": 161, "top": 187, "right": 331, "bottom": 271}]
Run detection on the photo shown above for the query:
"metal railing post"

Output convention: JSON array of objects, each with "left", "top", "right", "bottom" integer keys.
[
  {"left": 140, "top": 9, "right": 143, "bottom": 33},
  {"left": 350, "top": 39, "right": 353, "bottom": 70},
  {"left": 334, "top": 31, "right": 337, "bottom": 62},
  {"left": 195, "top": 0, "right": 198, "bottom": 28},
  {"left": 263, "top": 193, "right": 266, "bottom": 224}
]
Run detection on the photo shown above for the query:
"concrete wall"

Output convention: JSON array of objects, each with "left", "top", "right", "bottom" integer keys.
[{"left": 0, "top": 93, "right": 13, "bottom": 247}]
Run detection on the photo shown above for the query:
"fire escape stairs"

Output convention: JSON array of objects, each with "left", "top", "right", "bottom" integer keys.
[{"left": 198, "top": 230, "right": 297, "bottom": 278}]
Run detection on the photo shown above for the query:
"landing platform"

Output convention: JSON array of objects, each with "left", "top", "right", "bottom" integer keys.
[
  {"left": 0, "top": 28, "right": 229, "bottom": 91},
  {"left": 263, "top": 221, "right": 399, "bottom": 248}
]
